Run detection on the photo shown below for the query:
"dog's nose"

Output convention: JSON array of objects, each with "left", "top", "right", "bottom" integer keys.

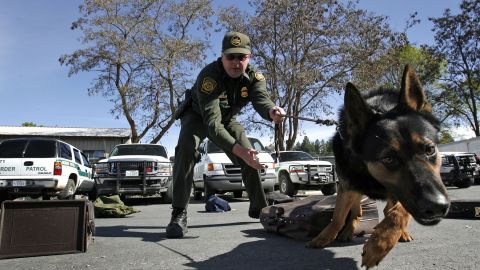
[{"left": 418, "top": 193, "right": 450, "bottom": 218}]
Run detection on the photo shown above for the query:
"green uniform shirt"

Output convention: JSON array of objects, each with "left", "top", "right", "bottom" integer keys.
[{"left": 191, "top": 58, "right": 275, "bottom": 151}]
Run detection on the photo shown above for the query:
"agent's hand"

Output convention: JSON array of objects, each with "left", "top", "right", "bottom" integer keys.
[
  {"left": 232, "top": 143, "right": 263, "bottom": 170},
  {"left": 269, "top": 106, "right": 285, "bottom": 124}
]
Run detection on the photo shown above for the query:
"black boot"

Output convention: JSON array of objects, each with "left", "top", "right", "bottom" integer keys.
[
  {"left": 166, "top": 207, "right": 188, "bottom": 238},
  {"left": 248, "top": 206, "right": 261, "bottom": 219}
]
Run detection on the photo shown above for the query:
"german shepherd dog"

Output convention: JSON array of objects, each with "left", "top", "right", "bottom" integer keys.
[{"left": 306, "top": 65, "right": 450, "bottom": 268}]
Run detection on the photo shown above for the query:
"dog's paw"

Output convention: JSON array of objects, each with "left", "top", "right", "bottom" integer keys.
[
  {"left": 337, "top": 226, "right": 355, "bottom": 242},
  {"left": 306, "top": 234, "right": 335, "bottom": 248},
  {"left": 361, "top": 227, "right": 400, "bottom": 268},
  {"left": 399, "top": 231, "right": 413, "bottom": 242}
]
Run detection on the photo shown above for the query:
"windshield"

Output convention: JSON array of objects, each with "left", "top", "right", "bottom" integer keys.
[
  {"left": 110, "top": 145, "right": 167, "bottom": 158},
  {"left": 277, "top": 152, "right": 315, "bottom": 162},
  {"left": 206, "top": 138, "right": 266, "bottom": 153}
]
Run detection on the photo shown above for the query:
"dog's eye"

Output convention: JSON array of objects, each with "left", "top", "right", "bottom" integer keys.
[
  {"left": 425, "top": 144, "right": 436, "bottom": 156},
  {"left": 382, "top": 157, "right": 396, "bottom": 165}
]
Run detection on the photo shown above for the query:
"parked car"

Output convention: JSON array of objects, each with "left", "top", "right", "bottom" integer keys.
[
  {"left": 192, "top": 137, "right": 276, "bottom": 200},
  {"left": 0, "top": 138, "right": 95, "bottom": 202},
  {"left": 440, "top": 152, "right": 477, "bottom": 188},
  {"left": 94, "top": 144, "right": 173, "bottom": 203},
  {"left": 271, "top": 151, "right": 336, "bottom": 196}
]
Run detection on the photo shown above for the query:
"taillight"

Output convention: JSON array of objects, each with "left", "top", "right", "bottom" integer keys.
[{"left": 54, "top": 161, "right": 62, "bottom": 175}]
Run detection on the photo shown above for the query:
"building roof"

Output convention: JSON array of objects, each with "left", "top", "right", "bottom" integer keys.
[{"left": 0, "top": 126, "right": 131, "bottom": 138}]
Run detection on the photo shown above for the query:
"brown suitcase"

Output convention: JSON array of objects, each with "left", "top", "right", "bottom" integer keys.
[
  {"left": 0, "top": 199, "right": 95, "bottom": 259},
  {"left": 446, "top": 199, "right": 480, "bottom": 219},
  {"left": 260, "top": 195, "right": 379, "bottom": 241}
]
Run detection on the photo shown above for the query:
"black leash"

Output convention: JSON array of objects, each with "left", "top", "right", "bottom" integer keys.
[
  {"left": 282, "top": 115, "right": 338, "bottom": 126},
  {"left": 274, "top": 123, "right": 280, "bottom": 163}
]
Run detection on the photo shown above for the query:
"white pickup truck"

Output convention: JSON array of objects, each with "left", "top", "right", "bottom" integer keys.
[
  {"left": 94, "top": 144, "right": 173, "bottom": 203},
  {"left": 192, "top": 137, "right": 276, "bottom": 200},
  {"left": 271, "top": 151, "right": 337, "bottom": 196},
  {"left": 0, "top": 138, "right": 95, "bottom": 202}
]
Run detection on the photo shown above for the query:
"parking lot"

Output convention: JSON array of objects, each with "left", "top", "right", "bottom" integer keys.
[{"left": 1, "top": 185, "right": 479, "bottom": 270}]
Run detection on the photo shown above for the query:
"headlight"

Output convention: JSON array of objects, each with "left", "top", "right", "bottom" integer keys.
[
  {"left": 156, "top": 163, "right": 172, "bottom": 175},
  {"left": 95, "top": 163, "right": 109, "bottom": 174},
  {"left": 207, "top": 163, "right": 223, "bottom": 171},
  {"left": 289, "top": 165, "right": 304, "bottom": 173}
]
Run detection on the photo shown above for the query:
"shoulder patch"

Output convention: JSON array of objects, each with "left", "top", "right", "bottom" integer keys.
[
  {"left": 255, "top": 72, "right": 265, "bottom": 81},
  {"left": 201, "top": 77, "right": 217, "bottom": 94}
]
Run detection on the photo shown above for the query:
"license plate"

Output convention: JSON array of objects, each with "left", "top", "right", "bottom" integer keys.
[
  {"left": 125, "top": 170, "right": 139, "bottom": 177},
  {"left": 13, "top": 180, "right": 26, "bottom": 187}
]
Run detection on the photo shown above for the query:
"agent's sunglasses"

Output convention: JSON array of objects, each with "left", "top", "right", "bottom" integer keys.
[{"left": 225, "top": 54, "right": 249, "bottom": 61}]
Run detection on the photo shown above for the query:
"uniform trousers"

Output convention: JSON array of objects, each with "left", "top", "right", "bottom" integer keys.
[{"left": 172, "top": 109, "right": 267, "bottom": 210}]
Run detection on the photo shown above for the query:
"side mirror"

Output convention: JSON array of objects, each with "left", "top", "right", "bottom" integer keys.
[{"left": 169, "top": 156, "right": 175, "bottom": 162}]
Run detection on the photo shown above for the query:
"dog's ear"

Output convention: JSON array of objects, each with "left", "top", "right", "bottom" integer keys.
[
  {"left": 344, "top": 82, "right": 373, "bottom": 137},
  {"left": 399, "top": 64, "right": 432, "bottom": 112}
]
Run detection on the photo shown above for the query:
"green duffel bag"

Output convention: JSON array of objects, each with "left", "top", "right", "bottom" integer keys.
[{"left": 93, "top": 195, "right": 140, "bottom": 218}]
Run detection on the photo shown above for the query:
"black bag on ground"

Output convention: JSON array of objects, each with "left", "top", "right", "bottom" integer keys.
[
  {"left": 265, "top": 191, "right": 293, "bottom": 205},
  {"left": 260, "top": 195, "right": 379, "bottom": 241},
  {"left": 446, "top": 199, "right": 480, "bottom": 219}
]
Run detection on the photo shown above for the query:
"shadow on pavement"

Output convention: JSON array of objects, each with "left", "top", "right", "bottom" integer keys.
[{"left": 184, "top": 229, "right": 365, "bottom": 270}]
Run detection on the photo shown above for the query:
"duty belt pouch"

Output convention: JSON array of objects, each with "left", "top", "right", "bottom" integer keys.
[
  {"left": 174, "top": 89, "right": 193, "bottom": 120},
  {"left": 446, "top": 199, "right": 480, "bottom": 219},
  {"left": 0, "top": 199, "right": 95, "bottom": 259},
  {"left": 260, "top": 195, "right": 379, "bottom": 241}
]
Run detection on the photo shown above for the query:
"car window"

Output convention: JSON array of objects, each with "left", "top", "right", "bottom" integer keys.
[
  {"left": 73, "top": 149, "right": 82, "bottom": 164},
  {"left": 110, "top": 145, "right": 167, "bottom": 158},
  {"left": 279, "top": 152, "right": 315, "bottom": 162},
  {"left": 81, "top": 152, "right": 90, "bottom": 167},
  {"left": 24, "top": 140, "right": 56, "bottom": 158},
  {"left": 59, "top": 142, "right": 73, "bottom": 160},
  {"left": 248, "top": 138, "right": 266, "bottom": 151},
  {"left": 0, "top": 139, "right": 28, "bottom": 158},
  {"left": 207, "top": 141, "right": 223, "bottom": 153}
]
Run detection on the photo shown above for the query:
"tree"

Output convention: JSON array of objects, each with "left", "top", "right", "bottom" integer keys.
[
  {"left": 428, "top": 0, "right": 480, "bottom": 136},
  {"left": 218, "top": 0, "right": 397, "bottom": 150},
  {"left": 21, "top": 122, "right": 37, "bottom": 127},
  {"left": 59, "top": 0, "right": 213, "bottom": 143}
]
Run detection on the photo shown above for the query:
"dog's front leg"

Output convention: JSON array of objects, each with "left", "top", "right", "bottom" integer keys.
[
  {"left": 337, "top": 195, "right": 362, "bottom": 241},
  {"left": 383, "top": 200, "right": 413, "bottom": 242},
  {"left": 362, "top": 200, "right": 411, "bottom": 268},
  {"left": 306, "top": 190, "right": 362, "bottom": 248}
]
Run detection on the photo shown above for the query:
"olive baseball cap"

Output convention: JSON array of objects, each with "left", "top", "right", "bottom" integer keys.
[{"left": 222, "top": 31, "right": 251, "bottom": 55}]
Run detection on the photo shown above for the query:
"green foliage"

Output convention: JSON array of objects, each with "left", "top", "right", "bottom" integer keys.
[
  {"left": 428, "top": 0, "right": 480, "bottom": 136},
  {"left": 59, "top": 0, "right": 214, "bottom": 143},
  {"left": 21, "top": 122, "right": 37, "bottom": 127},
  {"left": 439, "top": 130, "right": 455, "bottom": 144},
  {"left": 293, "top": 136, "right": 333, "bottom": 156}
]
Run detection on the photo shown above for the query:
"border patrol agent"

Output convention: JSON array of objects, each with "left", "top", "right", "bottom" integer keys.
[{"left": 166, "top": 31, "right": 285, "bottom": 238}]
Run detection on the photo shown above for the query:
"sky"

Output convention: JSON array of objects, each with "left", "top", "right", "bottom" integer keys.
[{"left": 0, "top": 0, "right": 466, "bottom": 156}]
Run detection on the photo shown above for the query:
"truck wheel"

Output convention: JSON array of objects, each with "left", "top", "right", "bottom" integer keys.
[
  {"left": 161, "top": 180, "right": 173, "bottom": 204},
  {"left": 321, "top": 183, "right": 337, "bottom": 195},
  {"left": 58, "top": 179, "right": 76, "bottom": 200},
  {"left": 233, "top": 190, "right": 243, "bottom": 198},
  {"left": 454, "top": 177, "right": 474, "bottom": 188},
  {"left": 279, "top": 173, "right": 296, "bottom": 197}
]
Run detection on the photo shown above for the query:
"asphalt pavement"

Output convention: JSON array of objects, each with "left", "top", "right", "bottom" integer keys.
[{"left": 1, "top": 186, "right": 479, "bottom": 270}]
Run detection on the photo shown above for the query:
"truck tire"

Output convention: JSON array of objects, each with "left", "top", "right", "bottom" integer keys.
[
  {"left": 161, "top": 180, "right": 173, "bottom": 204},
  {"left": 279, "top": 173, "right": 296, "bottom": 197},
  {"left": 321, "top": 182, "right": 337, "bottom": 195},
  {"left": 58, "top": 179, "right": 76, "bottom": 200},
  {"left": 454, "top": 177, "right": 474, "bottom": 188}
]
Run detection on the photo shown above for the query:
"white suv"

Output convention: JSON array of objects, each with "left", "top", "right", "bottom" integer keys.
[
  {"left": 192, "top": 137, "right": 276, "bottom": 200},
  {"left": 0, "top": 138, "right": 95, "bottom": 202},
  {"left": 271, "top": 151, "right": 336, "bottom": 196}
]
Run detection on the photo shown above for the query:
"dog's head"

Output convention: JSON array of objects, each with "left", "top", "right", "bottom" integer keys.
[{"left": 344, "top": 65, "right": 450, "bottom": 225}]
